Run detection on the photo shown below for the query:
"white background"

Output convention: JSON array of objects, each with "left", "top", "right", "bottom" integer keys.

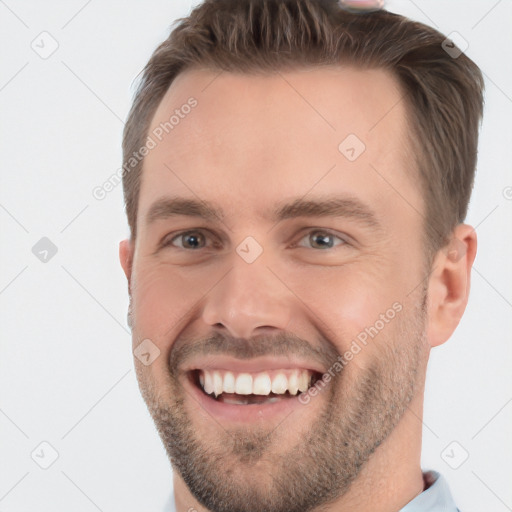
[{"left": 0, "top": 1, "right": 511, "bottom": 510}]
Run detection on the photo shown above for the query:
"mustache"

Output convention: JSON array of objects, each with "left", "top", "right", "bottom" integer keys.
[{"left": 169, "top": 330, "right": 339, "bottom": 374}]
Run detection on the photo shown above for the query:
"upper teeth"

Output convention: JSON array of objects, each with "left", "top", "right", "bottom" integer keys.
[{"left": 199, "top": 369, "right": 313, "bottom": 397}]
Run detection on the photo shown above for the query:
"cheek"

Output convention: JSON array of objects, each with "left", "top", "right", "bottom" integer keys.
[
  {"left": 306, "top": 270, "right": 383, "bottom": 325},
  {"left": 283, "top": 262, "right": 407, "bottom": 362},
  {"left": 130, "top": 262, "right": 218, "bottom": 350}
]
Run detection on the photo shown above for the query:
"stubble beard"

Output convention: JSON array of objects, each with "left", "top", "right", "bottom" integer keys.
[{"left": 134, "top": 294, "right": 428, "bottom": 512}]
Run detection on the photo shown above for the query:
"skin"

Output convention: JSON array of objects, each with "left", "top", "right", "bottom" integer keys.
[{"left": 119, "top": 66, "right": 477, "bottom": 512}]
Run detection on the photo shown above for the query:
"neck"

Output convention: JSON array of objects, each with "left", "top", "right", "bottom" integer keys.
[{"left": 172, "top": 390, "right": 426, "bottom": 512}]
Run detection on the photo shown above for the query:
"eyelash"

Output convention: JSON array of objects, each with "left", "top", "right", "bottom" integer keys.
[{"left": 161, "top": 228, "right": 349, "bottom": 251}]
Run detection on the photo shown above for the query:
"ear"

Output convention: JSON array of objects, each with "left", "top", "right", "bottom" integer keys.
[
  {"left": 426, "top": 224, "right": 477, "bottom": 348},
  {"left": 119, "top": 239, "right": 134, "bottom": 293}
]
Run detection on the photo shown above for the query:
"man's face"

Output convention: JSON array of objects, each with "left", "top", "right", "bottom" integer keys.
[{"left": 122, "top": 67, "right": 431, "bottom": 512}]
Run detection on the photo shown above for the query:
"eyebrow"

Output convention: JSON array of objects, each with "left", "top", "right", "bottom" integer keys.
[{"left": 145, "top": 195, "right": 381, "bottom": 230}]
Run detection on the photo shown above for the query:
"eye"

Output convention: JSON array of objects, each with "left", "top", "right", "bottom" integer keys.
[
  {"left": 295, "top": 229, "right": 347, "bottom": 250},
  {"left": 160, "top": 228, "right": 348, "bottom": 252},
  {"left": 164, "top": 230, "right": 210, "bottom": 250}
]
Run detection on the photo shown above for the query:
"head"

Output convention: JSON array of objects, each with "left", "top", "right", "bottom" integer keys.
[{"left": 119, "top": 2, "right": 483, "bottom": 511}]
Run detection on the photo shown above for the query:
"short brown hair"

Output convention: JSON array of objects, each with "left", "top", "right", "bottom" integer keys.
[{"left": 122, "top": 0, "right": 484, "bottom": 260}]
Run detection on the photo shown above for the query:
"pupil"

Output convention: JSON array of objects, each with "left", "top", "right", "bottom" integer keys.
[
  {"left": 185, "top": 233, "right": 202, "bottom": 248},
  {"left": 312, "top": 232, "right": 332, "bottom": 248}
]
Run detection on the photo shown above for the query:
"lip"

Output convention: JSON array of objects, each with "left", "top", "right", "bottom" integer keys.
[
  {"left": 182, "top": 355, "right": 326, "bottom": 374},
  {"left": 184, "top": 370, "right": 317, "bottom": 423}
]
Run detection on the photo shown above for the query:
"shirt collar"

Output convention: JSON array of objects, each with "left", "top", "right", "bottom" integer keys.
[{"left": 399, "top": 471, "right": 459, "bottom": 512}]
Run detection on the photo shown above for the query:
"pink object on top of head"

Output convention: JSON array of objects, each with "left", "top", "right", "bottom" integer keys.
[{"left": 339, "top": 0, "right": 385, "bottom": 11}]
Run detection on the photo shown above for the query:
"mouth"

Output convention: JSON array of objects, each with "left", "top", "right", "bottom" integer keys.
[{"left": 190, "top": 368, "right": 322, "bottom": 406}]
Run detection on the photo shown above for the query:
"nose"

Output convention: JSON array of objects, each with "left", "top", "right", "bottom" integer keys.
[{"left": 201, "top": 255, "right": 292, "bottom": 340}]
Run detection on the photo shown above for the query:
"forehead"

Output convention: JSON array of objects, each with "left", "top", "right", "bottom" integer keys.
[{"left": 139, "top": 66, "right": 421, "bottom": 229}]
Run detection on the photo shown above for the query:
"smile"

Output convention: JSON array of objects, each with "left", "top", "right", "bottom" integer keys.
[
  {"left": 180, "top": 355, "right": 327, "bottom": 421},
  {"left": 189, "top": 367, "right": 322, "bottom": 406}
]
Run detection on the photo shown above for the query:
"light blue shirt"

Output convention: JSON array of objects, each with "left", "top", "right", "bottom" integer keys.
[
  {"left": 163, "top": 470, "right": 458, "bottom": 512},
  {"left": 400, "top": 471, "right": 459, "bottom": 512}
]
